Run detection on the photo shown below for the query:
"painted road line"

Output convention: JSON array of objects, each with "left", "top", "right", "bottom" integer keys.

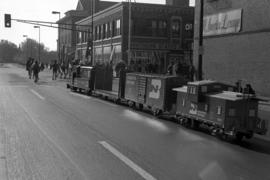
[
  {"left": 98, "top": 141, "right": 157, "bottom": 180},
  {"left": 30, "top": 89, "right": 45, "bottom": 100},
  {"left": 17, "top": 100, "right": 88, "bottom": 179},
  {"left": 69, "top": 92, "right": 91, "bottom": 99}
]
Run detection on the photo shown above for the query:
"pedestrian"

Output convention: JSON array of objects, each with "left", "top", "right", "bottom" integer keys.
[
  {"left": 167, "top": 62, "right": 173, "bottom": 75},
  {"left": 32, "top": 60, "right": 40, "bottom": 83},
  {"left": 51, "top": 60, "right": 59, "bottom": 80},
  {"left": 60, "top": 63, "right": 66, "bottom": 79},
  {"left": 243, "top": 84, "right": 255, "bottom": 95},
  {"left": 235, "top": 81, "right": 243, "bottom": 93},
  {"left": 26, "top": 57, "right": 33, "bottom": 79},
  {"left": 40, "top": 62, "right": 45, "bottom": 71}
]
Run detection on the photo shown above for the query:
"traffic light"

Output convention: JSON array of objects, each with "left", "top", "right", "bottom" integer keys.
[{"left": 4, "top": 14, "right": 11, "bottom": 28}]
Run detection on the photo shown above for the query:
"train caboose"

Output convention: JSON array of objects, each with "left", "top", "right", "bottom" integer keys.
[{"left": 174, "top": 80, "right": 267, "bottom": 141}]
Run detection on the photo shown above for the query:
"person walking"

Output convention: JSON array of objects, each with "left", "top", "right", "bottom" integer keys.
[
  {"left": 32, "top": 60, "right": 40, "bottom": 83},
  {"left": 26, "top": 57, "right": 33, "bottom": 79},
  {"left": 51, "top": 60, "right": 59, "bottom": 80}
]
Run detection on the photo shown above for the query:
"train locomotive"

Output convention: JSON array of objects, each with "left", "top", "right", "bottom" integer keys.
[{"left": 67, "top": 66, "right": 268, "bottom": 141}]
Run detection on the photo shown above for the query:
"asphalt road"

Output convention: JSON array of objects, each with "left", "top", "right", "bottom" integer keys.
[{"left": 0, "top": 63, "right": 270, "bottom": 180}]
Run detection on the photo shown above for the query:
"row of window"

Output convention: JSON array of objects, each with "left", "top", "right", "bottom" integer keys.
[
  {"left": 77, "top": 17, "right": 183, "bottom": 44},
  {"left": 77, "top": 19, "right": 121, "bottom": 44},
  {"left": 132, "top": 18, "right": 182, "bottom": 37}
]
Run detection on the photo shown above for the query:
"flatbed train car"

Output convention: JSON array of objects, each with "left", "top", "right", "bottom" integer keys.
[{"left": 67, "top": 66, "right": 268, "bottom": 141}]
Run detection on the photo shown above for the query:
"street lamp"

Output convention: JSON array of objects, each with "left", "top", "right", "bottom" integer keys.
[
  {"left": 23, "top": 35, "right": 29, "bottom": 58},
  {"left": 34, "top": 26, "right": 41, "bottom": 62},
  {"left": 52, "top": 11, "right": 61, "bottom": 63}
]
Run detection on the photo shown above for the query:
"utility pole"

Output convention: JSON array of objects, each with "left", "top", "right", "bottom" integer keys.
[
  {"left": 52, "top": 11, "right": 61, "bottom": 63},
  {"left": 128, "top": 0, "right": 132, "bottom": 65},
  {"left": 198, "top": 0, "right": 204, "bottom": 80},
  {"left": 34, "top": 26, "right": 41, "bottom": 62},
  {"left": 91, "top": 0, "right": 94, "bottom": 65}
]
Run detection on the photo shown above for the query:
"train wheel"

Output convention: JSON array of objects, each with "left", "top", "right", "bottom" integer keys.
[
  {"left": 86, "top": 90, "right": 92, "bottom": 96},
  {"left": 235, "top": 133, "right": 244, "bottom": 142},
  {"left": 245, "top": 133, "right": 253, "bottom": 139},
  {"left": 152, "top": 108, "right": 162, "bottom": 117},
  {"left": 135, "top": 103, "right": 143, "bottom": 111},
  {"left": 71, "top": 87, "right": 77, "bottom": 92},
  {"left": 114, "top": 98, "right": 120, "bottom": 104},
  {"left": 219, "top": 134, "right": 228, "bottom": 141},
  {"left": 128, "top": 101, "right": 135, "bottom": 108}
]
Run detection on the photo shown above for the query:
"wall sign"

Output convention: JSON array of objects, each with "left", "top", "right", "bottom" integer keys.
[{"left": 203, "top": 9, "right": 242, "bottom": 36}]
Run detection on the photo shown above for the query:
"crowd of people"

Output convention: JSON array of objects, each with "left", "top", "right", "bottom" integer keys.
[
  {"left": 26, "top": 57, "right": 73, "bottom": 83},
  {"left": 25, "top": 57, "right": 256, "bottom": 95},
  {"left": 26, "top": 57, "right": 45, "bottom": 83}
]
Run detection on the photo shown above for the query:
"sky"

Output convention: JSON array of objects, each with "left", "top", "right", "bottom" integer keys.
[{"left": 0, "top": 0, "right": 195, "bottom": 51}]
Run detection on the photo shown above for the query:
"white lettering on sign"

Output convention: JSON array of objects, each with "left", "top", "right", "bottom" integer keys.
[
  {"left": 149, "top": 79, "right": 161, "bottom": 99},
  {"left": 185, "top": 24, "right": 193, "bottom": 31},
  {"left": 203, "top": 9, "right": 242, "bottom": 36}
]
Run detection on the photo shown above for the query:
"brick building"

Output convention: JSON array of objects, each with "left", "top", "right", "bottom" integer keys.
[
  {"left": 193, "top": 0, "right": 270, "bottom": 96},
  {"left": 76, "top": 2, "right": 194, "bottom": 75},
  {"left": 57, "top": 0, "right": 117, "bottom": 64}
]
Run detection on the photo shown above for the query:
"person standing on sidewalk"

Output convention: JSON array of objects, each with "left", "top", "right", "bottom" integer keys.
[{"left": 51, "top": 60, "right": 59, "bottom": 80}]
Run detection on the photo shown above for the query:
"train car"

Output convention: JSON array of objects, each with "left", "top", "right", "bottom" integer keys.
[
  {"left": 92, "top": 65, "right": 126, "bottom": 102},
  {"left": 125, "top": 73, "right": 187, "bottom": 115},
  {"left": 67, "top": 66, "right": 95, "bottom": 95},
  {"left": 173, "top": 80, "right": 267, "bottom": 141}
]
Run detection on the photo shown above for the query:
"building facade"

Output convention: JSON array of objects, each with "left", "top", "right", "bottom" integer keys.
[
  {"left": 57, "top": 0, "right": 118, "bottom": 64},
  {"left": 193, "top": 0, "right": 270, "bottom": 96},
  {"left": 76, "top": 2, "right": 194, "bottom": 75}
]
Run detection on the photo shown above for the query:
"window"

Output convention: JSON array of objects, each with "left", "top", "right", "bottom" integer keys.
[
  {"left": 96, "top": 26, "right": 100, "bottom": 40},
  {"left": 228, "top": 108, "right": 236, "bottom": 117},
  {"left": 249, "top": 109, "right": 256, "bottom": 117},
  {"left": 217, "top": 106, "right": 222, "bottom": 115},
  {"left": 201, "top": 86, "right": 207, "bottom": 93},
  {"left": 152, "top": 20, "right": 157, "bottom": 36},
  {"left": 95, "top": 27, "right": 98, "bottom": 40},
  {"left": 189, "top": 86, "right": 196, "bottom": 94},
  {"left": 182, "top": 99, "right": 185, "bottom": 106},
  {"left": 102, "top": 24, "right": 106, "bottom": 39},
  {"left": 158, "top": 20, "right": 167, "bottom": 37},
  {"left": 116, "top": 19, "right": 121, "bottom": 36},
  {"left": 106, "top": 23, "right": 111, "bottom": 38},
  {"left": 100, "top": 25, "right": 104, "bottom": 39},
  {"left": 204, "top": 104, "right": 208, "bottom": 112},
  {"left": 171, "top": 19, "right": 181, "bottom": 38}
]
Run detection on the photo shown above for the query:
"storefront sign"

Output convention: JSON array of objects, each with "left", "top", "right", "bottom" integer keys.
[{"left": 203, "top": 9, "right": 242, "bottom": 36}]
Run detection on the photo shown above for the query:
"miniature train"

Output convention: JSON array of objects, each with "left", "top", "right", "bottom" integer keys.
[{"left": 67, "top": 66, "right": 268, "bottom": 141}]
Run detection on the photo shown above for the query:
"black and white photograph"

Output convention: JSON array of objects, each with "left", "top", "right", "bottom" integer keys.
[{"left": 0, "top": 0, "right": 270, "bottom": 179}]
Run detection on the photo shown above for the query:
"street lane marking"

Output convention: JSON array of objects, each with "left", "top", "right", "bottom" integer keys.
[
  {"left": 69, "top": 92, "right": 91, "bottom": 99},
  {"left": 30, "top": 89, "right": 45, "bottom": 100},
  {"left": 16, "top": 100, "right": 88, "bottom": 179},
  {"left": 98, "top": 141, "right": 157, "bottom": 180}
]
